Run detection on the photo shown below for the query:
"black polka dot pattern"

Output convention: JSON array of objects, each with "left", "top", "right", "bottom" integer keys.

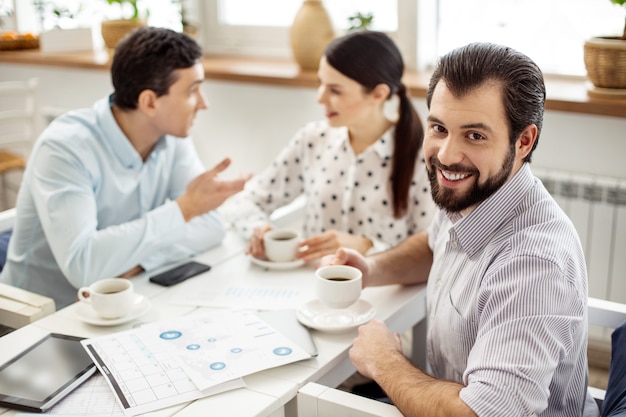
[{"left": 224, "top": 121, "right": 437, "bottom": 248}]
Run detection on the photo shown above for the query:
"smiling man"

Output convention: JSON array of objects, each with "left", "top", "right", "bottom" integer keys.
[
  {"left": 0, "top": 27, "right": 250, "bottom": 309},
  {"left": 325, "top": 43, "right": 598, "bottom": 417}
]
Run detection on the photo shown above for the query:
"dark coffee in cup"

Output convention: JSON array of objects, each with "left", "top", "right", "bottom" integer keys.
[
  {"left": 315, "top": 265, "right": 362, "bottom": 309},
  {"left": 263, "top": 228, "right": 300, "bottom": 262}
]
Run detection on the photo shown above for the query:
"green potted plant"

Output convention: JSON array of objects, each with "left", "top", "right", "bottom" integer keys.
[
  {"left": 583, "top": 0, "right": 626, "bottom": 95},
  {"left": 347, "top": 11, "right": 373, "bottom": 32},
  {"left": 100, "top": 0, "right": 146, "bottom": 50}
]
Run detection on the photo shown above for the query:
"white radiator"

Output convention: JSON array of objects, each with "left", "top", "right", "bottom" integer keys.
[{"left": 534, "top": 168, "right": 626, "bottom": 341}]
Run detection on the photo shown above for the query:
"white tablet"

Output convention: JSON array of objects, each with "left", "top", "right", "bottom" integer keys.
[{"left": 0, "top": 333, "right": 96, "bottom": 413}]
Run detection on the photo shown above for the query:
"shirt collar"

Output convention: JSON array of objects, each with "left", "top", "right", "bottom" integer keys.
[
  {"left": 450, "top": 163, "right": 535, "bottom": 257},
  {"left": 334, "top": 125, "right": 394, "bottom": 160},
  {"left": 96, "top": 95, "right": 167, "bottom": 168}
]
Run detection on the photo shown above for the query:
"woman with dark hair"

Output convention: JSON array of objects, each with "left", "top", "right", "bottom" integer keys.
[{"left": 224, "top": 30, "right": 435, "bottom": 262}]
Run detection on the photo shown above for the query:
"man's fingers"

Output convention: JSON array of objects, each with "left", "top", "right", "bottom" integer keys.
[
  {"left": 219, "top": 177, "right": 248, "bottom": 194},
  {"left": 207, "top": 157, "right": 232, "bottom": 176},
  {"left": 331, "top": 248, "right": 348, "bottom": 265}
]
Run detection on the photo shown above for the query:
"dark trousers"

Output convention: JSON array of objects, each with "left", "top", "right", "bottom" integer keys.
[{"left": 602, "top": 320, "right": 626, "bottom": 417}]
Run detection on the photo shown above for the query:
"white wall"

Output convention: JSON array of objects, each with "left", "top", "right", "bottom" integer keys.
[{"left": 1, "top": 62, "right": 625, "bottom": 181}]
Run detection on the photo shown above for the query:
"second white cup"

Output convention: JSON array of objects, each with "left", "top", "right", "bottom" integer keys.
[
  {"left": 263, "top": 228, "right": 300, "bottom": 262},
  {"left": 315, "top": 265, "right": 362, "bottom": 309},
  {"left": 77, "top": 278, "right": 135, "bottom": 319}
]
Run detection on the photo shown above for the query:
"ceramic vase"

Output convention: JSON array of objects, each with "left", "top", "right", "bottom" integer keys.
[{"left": 289, "top": 0, "right": 335, "bottom": 71}]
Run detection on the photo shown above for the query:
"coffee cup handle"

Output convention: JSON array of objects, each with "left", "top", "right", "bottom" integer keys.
[{"left": 77, "top": 287, "right": 91, "bottom": 303}]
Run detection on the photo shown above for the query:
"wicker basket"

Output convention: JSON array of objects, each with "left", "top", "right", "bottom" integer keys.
[
  {"left": 0, "top": 35, "right": 39, "bottom": 51},
  {"left": 584, "top": 37, "right": 626, "bottom": 89},
  {"left": 101, "top": 19, "right": 146, "bottom": 50}
]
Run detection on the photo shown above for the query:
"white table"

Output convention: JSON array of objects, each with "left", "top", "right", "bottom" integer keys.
[{"left": 0, "top": 231, "right": 427, "bottom": 417}]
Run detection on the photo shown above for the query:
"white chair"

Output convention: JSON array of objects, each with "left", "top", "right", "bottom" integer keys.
[
  {"left": 297, "top": 297, "right": 626, "bottom": 417},
  {"left": 0, "top": 207, "right": 16, "bottom": 233},
  {"left": 0, "top": 78, "right": 38, "bottom": 210},
  {"left": 0, "top": 207, "right": 55, "bottom": 332},
  {"left": 0, "top": 207, "right": 17, "bottom": 270},
  {"left": 587, "top": 297, "right": 626, "bottom": 402}
]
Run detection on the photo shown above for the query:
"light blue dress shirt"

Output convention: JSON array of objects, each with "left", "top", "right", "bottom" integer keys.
[{"left": 0, "top": 95, "right": 225, "bottom": 308}]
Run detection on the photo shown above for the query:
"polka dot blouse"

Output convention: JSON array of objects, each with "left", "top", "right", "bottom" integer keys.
[{"left": 223, "top": 120, "right": 437, "bottom": 252}]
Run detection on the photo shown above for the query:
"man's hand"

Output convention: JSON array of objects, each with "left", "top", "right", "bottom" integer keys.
[
  {"left": 177, "top": 158, "right": 251, "bottom": 222},
  {"left": 319, "top": 247, "right": 373, "bottom": 285},
  {"left": 118, "top": 265, "right": 144, "bottom": 278},
  {"left": 298, "top": 230, "right": 372, "bottom": 262},
  {"left": 349, "top": 320, "right": 403, "bottom": 380}
]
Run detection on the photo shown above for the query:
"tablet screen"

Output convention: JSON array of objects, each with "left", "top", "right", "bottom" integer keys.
[{"left": 0, "top": 333, "right": 96, "bottom": 412}]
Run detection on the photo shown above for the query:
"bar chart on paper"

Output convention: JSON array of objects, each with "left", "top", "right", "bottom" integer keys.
[{"left": 81, "top": 310, "right": 310, "bottom": 416}]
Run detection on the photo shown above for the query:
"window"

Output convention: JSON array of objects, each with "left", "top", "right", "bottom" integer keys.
[
  {"left": 436, "top": 0, "right": 625, "bottom": 77},
  {"left": 201, "top": 0, "right": 625, "bottom": 77},
  {"left": 10, "top": 0, "right": 182, "bottom": 34},
  {"left": 201, "top": 0, "right": 412, "bottom": 64}
]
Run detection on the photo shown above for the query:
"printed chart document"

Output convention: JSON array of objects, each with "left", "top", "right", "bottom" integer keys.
[
  {"left": 44, "top": 373, "right": 124, "bottom": 416},
  {"left": 81, "top": 310, "right": 311, "bottom": 416},
  {"left": 168, "top": 258, "right": 315, "bottom": 310}
]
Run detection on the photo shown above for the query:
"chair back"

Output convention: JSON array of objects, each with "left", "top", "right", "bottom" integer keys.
[
  {"left": 0, "top": 78, "right": 38, "bottom": 209},
  {"left": 0, "top": 78, "right": 38, "bottom": 156},
  {"left": 0, "top": 208, "right": 16, "bottom": 233}
]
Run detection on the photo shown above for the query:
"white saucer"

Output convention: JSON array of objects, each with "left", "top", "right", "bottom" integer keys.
[
  {"left": 249, "top": 255, "right": 305, "bottom": 270},
  {"left": 74, "top": 295, "right": 151, "bottom": 326},
  {"left": 296, "top": 299, "right": 376, "bottom": 333}
]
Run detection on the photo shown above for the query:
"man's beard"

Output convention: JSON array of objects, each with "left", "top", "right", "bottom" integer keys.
[{"left": 427, "top": 145, "right": 515, "bottom": 213}]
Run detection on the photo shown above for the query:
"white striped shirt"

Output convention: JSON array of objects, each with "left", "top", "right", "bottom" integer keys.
[{"left": 427, "top": 163, "right": 598, "bottom": 417}]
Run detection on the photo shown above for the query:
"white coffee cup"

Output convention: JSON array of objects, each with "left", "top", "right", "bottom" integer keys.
[
  {"left": 77, "top": 278, "right": 135, "bottom": 319},
  {"left": 263, "top": 228, "right": 300, "bottom": 262},
  {"left": 315, "top": 265, "right": 362, "bottom": 309}
]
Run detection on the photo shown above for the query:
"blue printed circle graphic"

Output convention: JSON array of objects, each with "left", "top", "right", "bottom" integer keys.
[
  {"left": 210, "top": 362, "right": 226, "bottom": 370},
  {"left": 160, "top": 331, "right": 182, "bottom": 340},
  {"left": 186, "top": 344, "right": 200, "bottom": 350},
  {"left": 231, "top": 348, "right": 242, "bottom": 353},
  {"left": 273, "top": 347, "right": 292, "bottom": 356},
  {"left": 207, "top": 338, "right": 217, "bottom": 342}
]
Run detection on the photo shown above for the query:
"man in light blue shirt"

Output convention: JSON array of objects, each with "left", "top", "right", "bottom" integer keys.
[{"left": 0, "top": 27, "right": 249, "bottom": 308}]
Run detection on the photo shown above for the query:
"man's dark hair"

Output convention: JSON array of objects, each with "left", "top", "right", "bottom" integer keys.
[
  {"left": 426, "top": 42, "right": 545, "bottom": 163},
  {"left": 111, "top": 27, "right": 203, "bottom": 110}
]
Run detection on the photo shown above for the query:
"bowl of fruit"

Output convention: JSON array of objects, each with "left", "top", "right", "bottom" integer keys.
[{"left": 0, "top": 31, "right": 39, "bottom": 50}]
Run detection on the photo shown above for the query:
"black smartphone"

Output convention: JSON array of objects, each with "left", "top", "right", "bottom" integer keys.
[{"left": 148, "top": 261, "right": 211, "bottom": 287}]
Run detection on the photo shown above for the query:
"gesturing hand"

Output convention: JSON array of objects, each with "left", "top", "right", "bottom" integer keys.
[{"left": 177, "top": 158, "right": 252, "bottom": 221}]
